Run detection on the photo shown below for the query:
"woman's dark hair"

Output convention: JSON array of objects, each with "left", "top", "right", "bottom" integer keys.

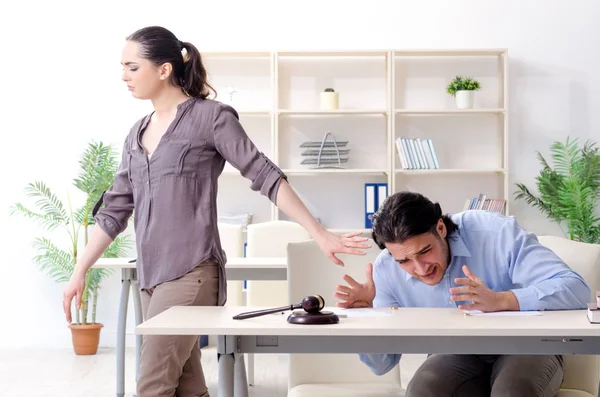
[
  {"left": 126, "top": 26, "right": 216, "bottom": 99},
  {"left": 371, "top": 191, "right": 457, "bottom": 249}
]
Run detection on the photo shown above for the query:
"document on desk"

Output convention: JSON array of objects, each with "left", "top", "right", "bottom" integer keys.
[
  {"left": 463, "top": 310, "right": 542, "bottom": 316},
  {"left": 335, "top": 308, "right": 391, "bottom": 318}
]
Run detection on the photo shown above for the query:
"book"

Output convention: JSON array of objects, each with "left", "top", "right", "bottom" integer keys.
[
  {"left": 587, "top": 303, "right": 600, "bottom": 324},
  {"left": 394, "top": 137, "right": 440, "bottom": 170},
  {"left": 463, "top": 195, "right": 506, "bottom": 215}
]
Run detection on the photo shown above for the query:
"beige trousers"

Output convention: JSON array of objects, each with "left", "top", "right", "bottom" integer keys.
[{"left": 137, "top": 262, "right": 219, "bottom": 397}]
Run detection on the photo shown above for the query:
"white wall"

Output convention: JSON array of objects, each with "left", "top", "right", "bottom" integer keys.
[{"left": 1, "top": 0, "right": 599, "bottom": 349}]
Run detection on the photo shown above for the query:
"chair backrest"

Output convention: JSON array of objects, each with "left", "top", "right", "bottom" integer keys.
[
  {"left": 537, "top": 235, "right": 600, "bottom": 395},
  {"left": 246, "top": 220, "right": 311, "bottom": 257},
  {"left": 245, "top": 220, "right": 311, "bottom": 307},
  {"left": 328, "top": 228, "right": 373, "bottom": 238},
  {"left": 217, "top": 222, "right": 245, "bottom": 306},
  {"left": 217, "top": 222, "right": 244, "bottom": 258},
  {"left": 287, "top": 238, "right": 402, "bottom": 387}
]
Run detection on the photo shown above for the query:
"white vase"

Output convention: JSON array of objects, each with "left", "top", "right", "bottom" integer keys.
[
  {"left": 320, "top": 92, "right": 339, "bottom": 110},
  {"left": 455, "top": 90, "right": 475, "bottom": 109}
]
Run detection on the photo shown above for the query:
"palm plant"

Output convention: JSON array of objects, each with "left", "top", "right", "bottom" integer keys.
[
  {"left": 514, "top": 137, "right": 600, "bottom": 244},
  {"left": 11, "top": 140, "right": 132, "bottom": 324}
]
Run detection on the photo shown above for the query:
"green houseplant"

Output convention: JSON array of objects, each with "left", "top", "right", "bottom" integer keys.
[
  {"left": 514, "top": 137, "right": 600, "bottom": 244},
  {"left": 11, "top": 140, "right": 132, "bottom": 354},
  {"left": 446, "top": 75, "right": 481, "bottom": 109}
]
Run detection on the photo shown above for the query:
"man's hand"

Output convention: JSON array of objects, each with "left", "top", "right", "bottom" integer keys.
[
  {"left": 334, "top": 262, "right": 376, "bottom": 308},
  {"left": 450, "top": 265, "right": 519, "bottom": 312}
]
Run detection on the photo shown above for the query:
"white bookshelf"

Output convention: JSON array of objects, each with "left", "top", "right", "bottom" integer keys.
[{"left": 205, "top": 49, "right": 509, "bottom": 229}]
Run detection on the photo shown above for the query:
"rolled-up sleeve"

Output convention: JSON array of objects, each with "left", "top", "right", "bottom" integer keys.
[
  {"left": 213, "top": 103, "right": 287, "bottom": 203},
  {"left": 499, "top": 216, "right": 591, "bottom": 311},
  {"left": 93, "top": 139, "right": 135, "bottom": 240}
]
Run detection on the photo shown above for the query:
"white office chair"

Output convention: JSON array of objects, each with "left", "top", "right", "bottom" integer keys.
[
  {"left": 537, "top": 235, "right": 600, "bottom": 397},
  {"left": 245, "top": 220, "right": 311, "bottom": 385},
  {"left": 286, "top": 238, "right": 404, "bottom": 397},
  {"left": 217, "top": 222, "right": 245, "bottom": 307},
  {"left": 245, "top": 220, "right": 311, "bottom": 306}
]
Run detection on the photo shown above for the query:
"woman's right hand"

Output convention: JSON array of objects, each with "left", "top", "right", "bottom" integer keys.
[{"left": 63, "top": 270, "right": 86, "bottom": 324}]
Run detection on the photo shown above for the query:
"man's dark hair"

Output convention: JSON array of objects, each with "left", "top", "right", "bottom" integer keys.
[{"left": 371, "top": 191, "right": 457, "bottom": 249}]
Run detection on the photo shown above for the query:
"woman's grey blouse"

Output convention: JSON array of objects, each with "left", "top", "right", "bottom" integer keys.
[{"left": 94, "top": 98, "right": 287, "bottom": 305}]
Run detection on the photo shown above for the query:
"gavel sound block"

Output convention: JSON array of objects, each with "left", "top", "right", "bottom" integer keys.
[{"left": 232, "top": 295, "right": 340, "bottom": 325}]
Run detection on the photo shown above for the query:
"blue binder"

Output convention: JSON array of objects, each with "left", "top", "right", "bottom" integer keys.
[{"left": 365, "top": 183, "right": 388, "bottom": 228}]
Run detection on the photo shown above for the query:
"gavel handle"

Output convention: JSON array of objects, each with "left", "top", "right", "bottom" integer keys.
[{"left": 232, "top": 304, "right": 299, "bottom": 320}]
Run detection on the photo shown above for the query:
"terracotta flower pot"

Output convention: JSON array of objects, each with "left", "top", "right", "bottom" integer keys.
[{"left": 69, "top": 323, "right": 103, "bottom": 355}]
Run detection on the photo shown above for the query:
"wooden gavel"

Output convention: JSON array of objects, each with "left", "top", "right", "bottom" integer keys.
[{"left": 232, "top": 295, "right": 325, "bottom": 320}]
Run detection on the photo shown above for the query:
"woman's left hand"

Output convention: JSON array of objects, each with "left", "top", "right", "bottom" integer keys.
[{"left": 315, "top": 230, "right": 371, "bottom": 266}]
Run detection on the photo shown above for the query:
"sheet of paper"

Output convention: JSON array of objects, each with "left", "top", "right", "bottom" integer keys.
[
  {"left": 463, "top": 310, "right": 542, "bottom": 316},
  {"left": 334, "top": 308, "right": 391, "bottom": 318}
]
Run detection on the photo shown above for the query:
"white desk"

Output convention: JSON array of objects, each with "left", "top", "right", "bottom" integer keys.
[
  {"left": 136, "top": 305, "right": 600, "bottom": 397},
  {"left": 92, "top": 257, "right": 287, "bottom": 397}
]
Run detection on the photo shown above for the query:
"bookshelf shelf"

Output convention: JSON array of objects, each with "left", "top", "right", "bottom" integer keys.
[
  {"left": 238, "top": 110, "right": 271, "bottom": 116},
  {"left": 392, "top": 49, "right": 506, "bottom": 57},
  {"left": 395, "top": 168, "right": 506, "bottom": 175},
  {"left": 276, "top": 50, "right": 388, "bottom": 58},
  {"left": 206, "top": 49, "right": 509, "bottom": 228},
  {"left": 395, "top": 108, "right": 505, "bottom": 114},
  {"left": 283, "top": 168, "right": 388, "bottom": 175},
  {"left": 278, "top": 109, "right": 388, "bottom": 115}
]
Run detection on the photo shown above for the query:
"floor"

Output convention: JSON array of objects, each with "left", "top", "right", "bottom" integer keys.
[{"left": 0, "top": 346, "right": 425, "bottom": 396}]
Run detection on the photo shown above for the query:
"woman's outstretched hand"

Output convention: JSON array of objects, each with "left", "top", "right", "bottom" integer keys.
[
  {"left": 63, "top": 270, "right": 86, "bottom": 324},
  {"left": 315, "top": 230, "right": 371, "bottom": 266}
]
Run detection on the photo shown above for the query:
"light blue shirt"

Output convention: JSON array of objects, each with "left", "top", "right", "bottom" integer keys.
[{"left": 359, "top": 210, "right": 591, "bottom": 376}]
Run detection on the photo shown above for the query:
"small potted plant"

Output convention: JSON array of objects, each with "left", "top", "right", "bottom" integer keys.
[
  {"left": 11, "top": 141, "right": 132, "bottom": 355},
  {"left": 320, "top": 88, "right": 339, "bottom": 110},
  {"left": 446, "top": 75, "right": 481, "bottom": 109}
]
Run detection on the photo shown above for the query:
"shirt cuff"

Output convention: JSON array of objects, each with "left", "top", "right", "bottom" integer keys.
[
  {"left": 94, "top": 215, "right": 119, "bottom": 241},
  {"left": 510, "top": 286, "right": 539, "bottom": 311},
  {"left": 249, "top": 152, "right": 287, "bottom": 203}
]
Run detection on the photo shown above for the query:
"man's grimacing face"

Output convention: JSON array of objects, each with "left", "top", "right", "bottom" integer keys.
[{"left": 385, "top": 219, "right": 450, "bottom": 286}]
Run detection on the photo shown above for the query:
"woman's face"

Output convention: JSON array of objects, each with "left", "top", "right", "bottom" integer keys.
[{"left": 120, "top": 40, "right": 168, "bottom": 100}]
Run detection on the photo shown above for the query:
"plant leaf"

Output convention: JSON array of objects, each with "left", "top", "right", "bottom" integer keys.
[
  {"left": 515, "top": 137, "right": 600, "bottom": 244},
  {"left": 32, "top": 237, "right": 75, "bottom": 284},
  {"left": 10, "top": 181, "right": 69, "bottom": 230}
]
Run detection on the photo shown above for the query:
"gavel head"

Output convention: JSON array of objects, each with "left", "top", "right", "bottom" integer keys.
[{"left": 301, "top": 295, "right": 325, "bottom": 314}]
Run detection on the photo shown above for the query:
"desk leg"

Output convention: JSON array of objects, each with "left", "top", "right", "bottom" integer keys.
[
  {"left": 234, "top": 353, "right": 249, "bottom": 397},
  {"left": 131, "top": 278, "right": 143, "bottom": 381},
  {"left": 246, "top": 354, "right": 254, "bottom": 386},
  {"left": 116, "top": 269, "right": 131, "bottom": 397},
  {"left": 217, "top": 336, "right": 235, "bottom": 397}
]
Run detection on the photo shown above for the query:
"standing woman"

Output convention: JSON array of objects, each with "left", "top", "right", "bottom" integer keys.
[{"left": 62, "top": 26, "right": 369, "bottom": 397}]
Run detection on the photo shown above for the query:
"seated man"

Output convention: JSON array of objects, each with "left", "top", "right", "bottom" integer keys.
[{"left": 335, "top": 191, "right": 590, "bottom": 397}]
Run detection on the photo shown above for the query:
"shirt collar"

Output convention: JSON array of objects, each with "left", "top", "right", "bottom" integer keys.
[
  {"left": 402, "top": 230, "right": 471, "bottom": 281},
  {"left": 447, "top": 230, "right": 471, "bottom": 259}
]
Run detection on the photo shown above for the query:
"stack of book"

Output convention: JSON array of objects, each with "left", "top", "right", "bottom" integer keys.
[
  {"left": 464, "top": 194, "right": 506, "bottom": 214},
  {"left": 395, "top": 137, "right": 439, "bottom": 170}
]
